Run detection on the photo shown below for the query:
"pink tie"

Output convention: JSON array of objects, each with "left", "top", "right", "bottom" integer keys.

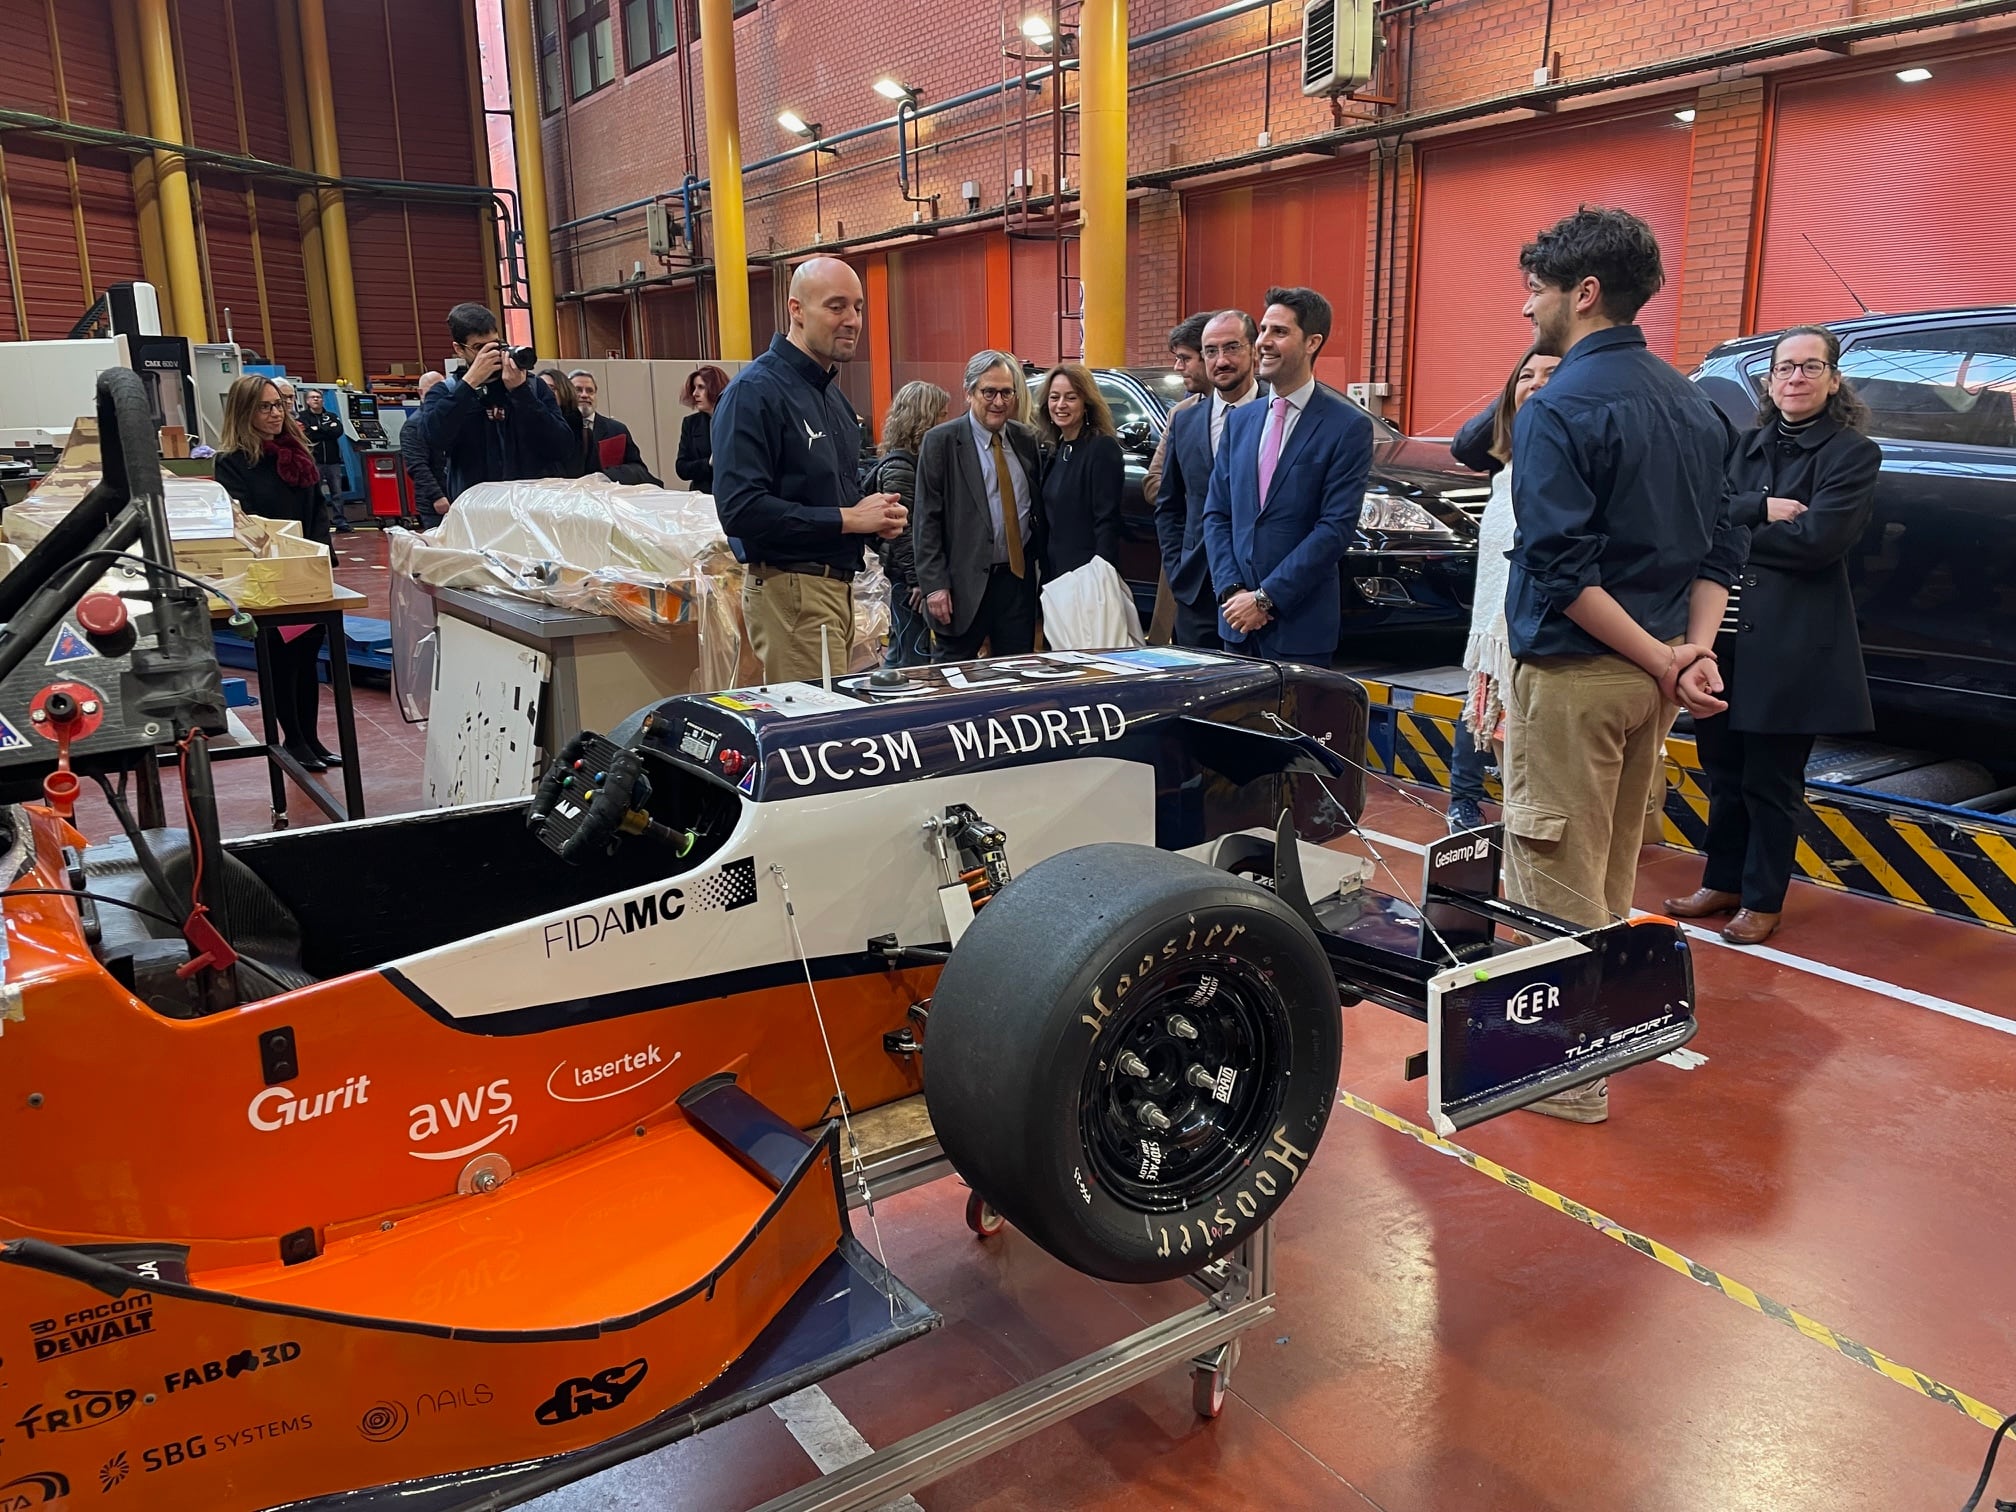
[{"left": 1256, "top": 395, "right": 1290, "bottom": 511}]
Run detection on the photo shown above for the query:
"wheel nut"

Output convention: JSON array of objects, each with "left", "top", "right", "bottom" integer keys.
[
  {"left": 1168, "top": 1015, "right": 1198, "bottom": 1040},
  {"left": 1187, "top": 1065, "right": 1217, "bottom": 1089},
  {"left": 1139, "top": 1102, "right": 1171, "bottom": 1132},
  {"left": 1118, "top": 1051, "right": 1151, "bottom": 1078}
]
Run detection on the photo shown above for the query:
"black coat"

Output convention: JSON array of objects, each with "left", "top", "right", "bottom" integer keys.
[
  {"left": 1720, "top": 415, "right": 1881, "bottom": 734},
  {"left": 867, "top": 447, "right": 918, "bottom": 587},
  {"left": 1039, "top": 431, "right": 1124, "bottom": 578},
  {"left": 214, "top": 448, "right": 329, "bottom": 546},
  {"left": 676, "top": 410, "right": 714, "bottom": 493}
]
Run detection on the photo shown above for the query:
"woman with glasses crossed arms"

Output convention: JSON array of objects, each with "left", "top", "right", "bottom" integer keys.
[{"left": 1664, "top": 326, "right": 1881, "bottom": 945}]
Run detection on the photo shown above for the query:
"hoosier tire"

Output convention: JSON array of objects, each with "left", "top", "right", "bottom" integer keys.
[{"left": 924, "top": 843, "right": 1341, "bottom": 1284}]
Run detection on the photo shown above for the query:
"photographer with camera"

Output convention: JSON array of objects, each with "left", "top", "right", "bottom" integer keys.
[{"left": 410, "top": 303, "right": 576, "bottom": 503}]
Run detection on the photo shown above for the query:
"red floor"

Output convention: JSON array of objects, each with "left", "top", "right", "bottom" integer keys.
[{"left": 74, "top": 534, "right": 2016, "bottom": 1509}]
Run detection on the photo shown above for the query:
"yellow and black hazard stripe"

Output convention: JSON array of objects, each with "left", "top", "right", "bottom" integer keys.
[
  {"left": 1361, "top": 689, "right": 2016, "bottom": 934},
  {"left": 1339, "top": 1090, "right": 2010, "bottom": 1432}
]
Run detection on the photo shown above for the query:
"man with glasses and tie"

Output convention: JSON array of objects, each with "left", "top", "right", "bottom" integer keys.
[
  {"left": 1203, "top": 287, "right": 1372, "bottom": 668},
  {"left": 913, "top": 349, "right": 1047, "bottom": 660}
]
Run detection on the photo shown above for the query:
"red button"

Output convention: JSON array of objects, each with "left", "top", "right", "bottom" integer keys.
[
  {"left": 717, "top": 748, "right": 745, "bottom": 775},
  {"left": 77, "top": 592, "right": 129, "bottom": 636}
]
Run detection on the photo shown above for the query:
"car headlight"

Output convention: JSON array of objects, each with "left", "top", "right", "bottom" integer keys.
[{"left": 1358, "top": 494, "right": 1446, "bottom": 532}]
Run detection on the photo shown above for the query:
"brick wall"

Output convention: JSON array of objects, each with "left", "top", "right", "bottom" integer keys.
[{"left": 533, "top": 0, "right": 2016, "bottom": 387}]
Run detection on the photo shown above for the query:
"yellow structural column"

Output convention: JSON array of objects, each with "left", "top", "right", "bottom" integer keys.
[
  {"left": 133, "top": 0, "right": 207, "bottom": 342},
  {"left": 501, "top": 0, "right": 560, "bottom": 359},
  {"left": 274, "top": 0, "right": 336, "bottom": 380},
  {"left": 1078, "top": 0, "right": 1128, "bottom": 367},
  {"left": 109, "top": 0, "right": 173, "bottom": 333},
  {"left": 697, "top": 0, "right": 751, "bottom": 360},
  {"left": 296, "top": 0, "right": 365, "bottom": 387}
]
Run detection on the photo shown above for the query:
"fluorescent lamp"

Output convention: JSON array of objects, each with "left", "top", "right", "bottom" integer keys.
[
  {"left": 777, "top": 109, "right": 812, "bottom": 137},
  {"left": 1675, "top": 108, "right": 1696, "bottom": 122},
  {"left": 873, "top": 76, "right": 913, "bottom": 101},
  {"left": 1021, "top": 14, "right": 1053, "bottom": 44},
  {"left": 1896, "top": 66, "right": 1933, "bottom": 82}
]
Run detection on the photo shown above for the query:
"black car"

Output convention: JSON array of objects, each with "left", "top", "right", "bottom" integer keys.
[
  {"left": 1692, "top": 307, "right": 2016, "bottom": 737},
  {"left": 1079, "top": 368, "right": 1491, "bottom": 636}
]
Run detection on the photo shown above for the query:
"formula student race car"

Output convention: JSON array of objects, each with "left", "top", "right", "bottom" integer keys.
[{"left": 0, "top": 373, "right": 1699, "bottom": 1510}]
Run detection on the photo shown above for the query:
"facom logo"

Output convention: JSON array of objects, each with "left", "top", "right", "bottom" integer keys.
[
  {"left": 1506, "top": 982, "right": 1559, "bottom": 1026},
  {"left": 248, "top": 1075, "right": 371, "bottom": 1133}
]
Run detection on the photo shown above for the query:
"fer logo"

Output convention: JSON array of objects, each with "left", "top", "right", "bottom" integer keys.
[
  {"left": 534, "top": 1359, "right": 648, "bottom": 1426},
  {"left": 1506, "top": 981, "right": 1559, "bottom": 1026}
]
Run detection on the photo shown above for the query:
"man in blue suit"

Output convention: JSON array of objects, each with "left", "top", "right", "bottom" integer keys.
[
  {"left": 1203, "top": 286, "right": 1372, "bottom": 667},
  {"left": 1156, "top": 309, "right": 1263, "bottom": 649}
]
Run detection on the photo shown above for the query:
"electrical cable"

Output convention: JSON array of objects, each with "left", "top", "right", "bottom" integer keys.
[
  {"left": 0, "top": 885, "right": 296, "bottom": 997},
  {"left": 1959, "top": 1410, "right": 2016, "bottom": 1512},
  {"left": 65, "top": 550, "right": 256, "bottom": 628}
]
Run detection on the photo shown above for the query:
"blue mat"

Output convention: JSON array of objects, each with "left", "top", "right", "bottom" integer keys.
[{"left": 214, "top": 615, "right": 393, "bottom": 683}]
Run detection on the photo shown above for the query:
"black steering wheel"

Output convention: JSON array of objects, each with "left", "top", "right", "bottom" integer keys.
[{"left": 527, "top": 730, "right": 654, "bottom": 863}]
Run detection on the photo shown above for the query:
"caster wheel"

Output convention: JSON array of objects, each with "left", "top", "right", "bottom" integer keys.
[
  {"left": 965, "top": 1192, "right": 1005, "bottom": 1238},
  {"left": 1192, "top": 1363, "right": 1227, "bottom": 1420}
]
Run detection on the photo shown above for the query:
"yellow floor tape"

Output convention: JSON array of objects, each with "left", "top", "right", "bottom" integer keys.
[{"left": 1339, "top": 1089, "right": 2008, "bottom": 1431}]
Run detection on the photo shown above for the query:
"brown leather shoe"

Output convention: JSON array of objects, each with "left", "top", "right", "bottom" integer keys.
[
  {"left": 1722, "top": 909, "right": 1781, "bottom": 945},
  {"left": 1662, "top": 887, "right": 1741, "bottom": 919}
]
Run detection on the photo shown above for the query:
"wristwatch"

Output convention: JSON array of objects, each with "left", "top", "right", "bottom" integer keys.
[{"left": 1251, "top": 589, "right": 1275, "bottom": 617}]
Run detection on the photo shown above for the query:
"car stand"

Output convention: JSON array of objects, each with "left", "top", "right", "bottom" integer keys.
[{"left": 736, "top": 1096, "right": 1277, "bottom": 1512}]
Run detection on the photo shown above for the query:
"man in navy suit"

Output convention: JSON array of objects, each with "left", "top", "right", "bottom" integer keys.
[
  {"left": 1203, "top": 287, "right": 1372, "bottom": 666},
  {"left": 1156, "top": 309, "right": 1263, "bottom": 649}
]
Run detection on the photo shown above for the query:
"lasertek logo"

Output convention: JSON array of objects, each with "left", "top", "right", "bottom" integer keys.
[{"left": 1506, "top": 981, "right": 1559, "bottom": 1026}]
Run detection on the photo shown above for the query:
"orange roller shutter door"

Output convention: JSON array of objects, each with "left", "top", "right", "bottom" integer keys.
[
  {"left": 1755, "top": 49, "right": 2016, "bottom": 331},
  {"left": 887, "top": 235, "right": 991, "bottom": 398},
  {"left": 1408, "top": 110, "right": 1694, "bottom": 437},
  {"left": 1181, "top": 168, "right": 1366, "bottom": 382}
]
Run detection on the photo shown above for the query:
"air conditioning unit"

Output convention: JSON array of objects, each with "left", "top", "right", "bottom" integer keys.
[
  {"left": 1301, "top": 0, "right": 1379, "bottom": 97},
  {"left": 646, "top": 202, "right": 678, "bottom": 257}
]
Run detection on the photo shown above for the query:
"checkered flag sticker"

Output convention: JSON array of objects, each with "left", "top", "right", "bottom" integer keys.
[{"left": 694, "top": 857, "right": 759, "bottom": 912}]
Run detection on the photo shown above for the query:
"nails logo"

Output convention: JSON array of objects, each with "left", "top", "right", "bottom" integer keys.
[
  {"left": 546, "top": 1044, "right": 680, "bottom": 1103},
  {"left": 357, "top": 1401, "right": 409, "bottom": 1443},
  {"left": 534, "top": 1359, "right": 648, "bottom": 1426},
  {"left": 0, "top": 1472, "right": 70, "bottom": 1507},
  {"left": 408, "top": 1078, "right": 517, "bottom": 1161},
  {"left": 16, "top": 1387, "right": 138, "bottom": 1437}
]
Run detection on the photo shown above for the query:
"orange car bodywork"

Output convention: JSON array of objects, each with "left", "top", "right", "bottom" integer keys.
[{"left": 0, "top": 806, "right": 932, "bottom": 1509}]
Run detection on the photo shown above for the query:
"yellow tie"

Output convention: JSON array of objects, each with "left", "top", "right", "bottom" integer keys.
[{"left": 991, "top": 430, "right": 1026, "bottom": 579}]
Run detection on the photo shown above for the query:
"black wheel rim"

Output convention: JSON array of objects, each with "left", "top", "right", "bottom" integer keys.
[{"left": 1078, "top": 953, "right": 1292, "bottom": 1213}]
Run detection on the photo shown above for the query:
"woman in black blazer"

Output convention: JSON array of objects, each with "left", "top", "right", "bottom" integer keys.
[
  {"left": 1665, "top": 326, "right": 1881, "bottom": 945},
  {"left": 213, "top": 375, "right": 342, "bottom": 772},
  {"left": 675, "top": 364, "right": 729, "bottom": 494},
  {"left": 1032, "top": 363, "right": 1123, "bottom": 578}
]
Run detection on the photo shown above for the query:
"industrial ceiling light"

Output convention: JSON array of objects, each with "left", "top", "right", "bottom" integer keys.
[
  {"left": 1021, "top": 14, "right": 1054, "bottom": 47},
  {"left": 777, "top": 109, "right": 817, "bottom": 138},
  {"left": 873, "top": 76, "right": 916, "bottom": 102},
  {"left": 1896, "top": 66, "right": 1933, "bottom": 82},
  {"left": 1674, "top": 108, "right": 1696, "bottom": 122}
]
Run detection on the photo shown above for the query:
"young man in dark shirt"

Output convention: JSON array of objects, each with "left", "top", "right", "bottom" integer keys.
[
  {"left": 409, "top": 303, "right": 575, "bottom": 504},
  {"left": 711, "top": 257, "right": 906, "bottom": 683},
  {"left": 1502, "top": 206, "right": 1741, "bottom": 1123}
]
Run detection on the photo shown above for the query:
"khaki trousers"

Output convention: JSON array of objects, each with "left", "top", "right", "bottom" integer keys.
[
  {"left": 1502, "top": 652, "right": 1674, "bottom": 929},
  {"left": 743, "top": 570, "right": 853, "bottom": 684}
]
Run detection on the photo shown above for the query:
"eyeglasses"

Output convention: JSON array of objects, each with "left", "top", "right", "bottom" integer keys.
[
  {"left": 255, "top": 400, "right": 289, "bottom": 412},
  {"left": 1771, "top": 359, "right": 1835, "bottom": 379},
  {"left": 975, "top": 386, "right": 1017, "bottom": 403},
  {"left": 1201, "top": 342, "right": 1249, "bottom": 360}
]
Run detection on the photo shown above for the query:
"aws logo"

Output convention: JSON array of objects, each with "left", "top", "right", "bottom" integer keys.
[{"left": 409, "top": 1078, "right": 516, "bottom": 1161}]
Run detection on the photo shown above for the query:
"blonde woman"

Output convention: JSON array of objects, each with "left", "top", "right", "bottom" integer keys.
[
  {"left": 870, "top": 380, "right": 951, "bottom": 667},
  {"left": 214, "top": 375, "right": 340, "bottom": 771}
]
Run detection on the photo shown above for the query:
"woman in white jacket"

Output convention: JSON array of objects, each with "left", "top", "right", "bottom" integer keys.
[{"left": 1448, "top": 346, "right": 1557, "bottom": 831}]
